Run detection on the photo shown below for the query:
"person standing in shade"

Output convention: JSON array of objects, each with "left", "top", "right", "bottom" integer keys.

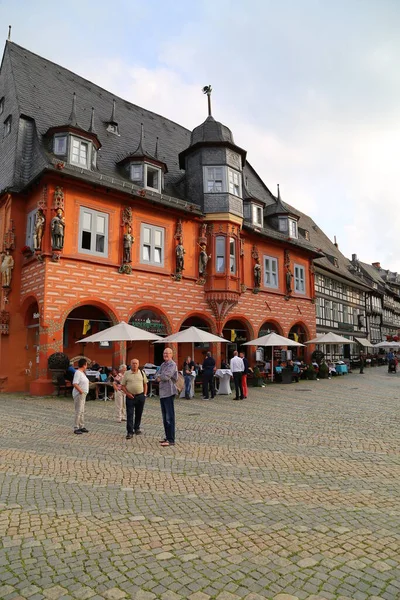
[
  {"left": 202, "top": 351, "right": 216, "bottom": 399},
  {"left": 113, "top": 364, "right": 127, "bottom": 421},
  {"left": 230, "top": 351, "right": 244, "bottom": 400},
  {"left": 359, "top": 353, "right": 365, "bottom": 375},
  {"left": 156, "top": 347, "right": 178, "bottom": 446},
  {"left": 240, "top": 351, "right": 249, "bottom": 399},
  {"left": 183, "top": 355, "right": 195, "bottom": 399},
  {"left": 72, "top": 358, "right": 89, "bottom": 434},
  {"left": 121, "top": 359, "right": 147, "bottom": 439}
]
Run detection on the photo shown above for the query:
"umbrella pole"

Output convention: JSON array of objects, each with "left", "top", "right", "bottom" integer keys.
[
  {"left": 271, "top": 346, "right": 274, "bottom": 383},
  {"left": 122, "top": 341, "right": 127, "bottom": 366}
]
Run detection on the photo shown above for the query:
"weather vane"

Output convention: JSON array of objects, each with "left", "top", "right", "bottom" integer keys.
[{"left": 202, "top": 85, "right": 212, "bottom": 117}]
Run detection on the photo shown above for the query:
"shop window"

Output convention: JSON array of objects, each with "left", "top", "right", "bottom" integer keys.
[
  {"left": 264, "top": 256, "right": 278, "bottom": 288},
  {"left": 294, "top": 264, "right": 305, "bottom": 293},
  {"left": 216, "top": 236, "right": 225, "bottom": 272},
  {"left": 141, "top": 223, "right": 164, "bottom": 266},
  {"left": 79, "top": 207, "right": 109, "bottom": 257}
]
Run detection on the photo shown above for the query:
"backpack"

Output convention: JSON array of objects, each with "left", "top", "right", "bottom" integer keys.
[{"left": 175, "top": 371, "right": 185, "bottom": 394}]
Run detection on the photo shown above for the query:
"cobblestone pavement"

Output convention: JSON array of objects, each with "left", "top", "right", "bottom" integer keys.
[{"left": 0, "top": 368, "right": 399, "bottom": 600}]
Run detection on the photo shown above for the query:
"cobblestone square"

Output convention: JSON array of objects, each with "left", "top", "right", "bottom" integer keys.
[{"left": 0, "top": 368, "right": 399, "bottom": 599}]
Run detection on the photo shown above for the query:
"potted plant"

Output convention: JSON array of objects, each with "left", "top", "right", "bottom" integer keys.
[
  {"left": 305, "top": 365, "right": 317, "bottom": 380},
  {"left": 48, "top": 352, "right": 70, "bottom": 384},
  {"left": 251, "top": 366, "right": 264, "bottom": 387},
  {"left": 318, "top": 362, "right": 329, "bottom": 379}
]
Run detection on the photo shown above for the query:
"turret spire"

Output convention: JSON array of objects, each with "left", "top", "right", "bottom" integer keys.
[
  {"left": 68, "top": 92, "right": 79, "bottom": 127},
  {"left": 277, "top": 183, "right": 281, "bottom": 201},
  {"left": 88, "top": 107, "right": 96, "bottom": 133},
  {"left": 202, "top": 85, "right": 212, "bottom": 117},
  {"left": 110, "top": 99, "right": 117, "bottom": 123},
  {"left": 155, "top": 137, "right": 159, "bottom": 159},
  {"left": 8, "top": 25, "right": 11, "bottom": 41}
]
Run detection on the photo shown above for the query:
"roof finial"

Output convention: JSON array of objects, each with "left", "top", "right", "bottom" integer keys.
[
  {"left": 68, "top": 92, "right": 78, "bottom": 127},
  {"left": 202, "top": 85, "right": 212, "bottom": 117},
  {"left": 88, "top": 107, "right": 96, "bottom": 133},
  {"left": 155, "top": 136, "right": 159, "bottom": 159},
  {"left": 277, "top": 183, "right": 281, "bottom": 201},
  {"left": 8, "top": 26, "right": 11, "bottom": 41},
  {"left": 110, "top": 99, "right": 117, "bottom": 123},
  {"left": 334, "top": 235, "right": 338, "bottom": 248}
]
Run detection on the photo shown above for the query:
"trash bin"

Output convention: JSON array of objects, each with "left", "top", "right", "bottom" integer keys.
[{"left": 281, "top": 368, "right": 293, "bottom": 384}]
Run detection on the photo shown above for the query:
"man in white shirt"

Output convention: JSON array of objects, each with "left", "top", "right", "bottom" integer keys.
[
  {"left": 72, "top": 358, "right": 89, "bottom": 434},
  {"left": 230, "top": 351, "right": 244, "bottom": 400}
]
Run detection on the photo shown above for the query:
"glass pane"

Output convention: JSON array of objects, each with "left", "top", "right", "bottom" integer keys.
[
  {"left": 96, "top": 234, "right": 105, "bottom": 253},
  {"left": 83, "top": 212, "right": 92, "bottom": 230},
  {"left": 96, "top": 215, "right": 105, "bottom": 234},
  {"left": 154, "top": 247, "right": 161, "bottom": 263},
  {"left": 229, "top": 239, "right": 235, "bottom": 256},
  {"left": 215, "top": 167, "right": 223, "bottom": 179},
  {"left": 216, "top": 257, "right": 225, "bottom": 272},
  {"left": 54, "top": 136, "right": 67, "bottom": 155},
  {"left": 154, "top": 229, "right": 162, "bottom": 247},
  {"left": 142, "top": 245, "right": 150, "bottom": 261},
  {"left": 82, "top": 230, "right": 91, "bottom": 250},
  {"left": 216, "top": 237, "right": 225, "bottom": 256},
  {"left": 143, "top": 227, "right": 150, "bottom": 244}
]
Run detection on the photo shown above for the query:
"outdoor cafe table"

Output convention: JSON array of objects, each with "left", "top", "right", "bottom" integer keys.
[
  {"left": 95, "top": 381, "right": 114, "bottom": 401},
  {"left": 179, "top": 371, "right": 196, "bottom": 398},
  {"left": 215, "top": 369, "right": 232, "bottom": 395},
  {"left": 335, "top": 364, "right": 348, "bottom": 375}
]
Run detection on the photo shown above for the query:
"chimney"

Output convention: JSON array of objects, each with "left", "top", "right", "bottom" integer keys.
[
  {"left": 352, "top": 254, "right": 357, "bottom": 262},
  {"left": 372, "top": 262, "right": 381, "bottom": 269},
  {"left": 334, "top": 235, "right": 338, "bottom": 248}
]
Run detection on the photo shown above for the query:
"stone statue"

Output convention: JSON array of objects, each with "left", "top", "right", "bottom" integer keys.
[
  {"left": 175, "top": 239, "right": 185, "bottom": 274},
  {"left": 33, "top": 209, "right": 45, "bottom": 251},
  {"left": 286, "top": 265, "right": 293, "bottom": 294},
  {"left": 199, "top": 243, "right": 209, "bottom": 276},
  {"left": 123, "top": 227, "right": 134, "bottom": 263},
  {"left": 1, "top": 251, "right": 14, "bottom": 287},
  {"left": 51, "top": 208, "right": 65, "bottom": 250},
  {"left": 254, "top": 258, "right": 261, "bottom": 288}
]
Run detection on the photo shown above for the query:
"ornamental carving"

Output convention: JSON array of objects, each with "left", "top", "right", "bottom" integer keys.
[
  {"left": 33, "top": 209, "right": 46, "bottom": 252},
  {"left": 284, "top": 249, "right": 293, "bottom": 297},
  {"left": 1, "top": 250, "right": 14, "bottom": 288},
  {"left": 0, "top": 310, "right": 10, "bottom": 335},
  {"left": 206, "top": 291, "right": 239, "bottom": 334},
  {"left": 53, "top": 186, "right": 64, "bottom": 211},
  {"left": 51, "top": 209, "right": 65, "bottom": 250},
  {"left": 119, "top": 207, "right": 134, "bottom": 273},
  {"left": 3, "top": 220, "right": 15, "bottom": 252}
]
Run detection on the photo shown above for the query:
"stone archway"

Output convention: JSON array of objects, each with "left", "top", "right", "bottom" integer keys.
[
  {"left": 129, "top": 308, "right": 171, "bottom": 366},
  {"left": 288, "top": 322, "right": 309, "bottom": 360},
  {"left": 64, "top": 305, "right": 114, "bottom": 367},
  {"left": 223, "top": 318, "right": 251, "bottom": 360}
]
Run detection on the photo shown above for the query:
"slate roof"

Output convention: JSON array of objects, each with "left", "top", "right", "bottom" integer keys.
[{"left": 358, "top": 261, "right": 385, "bottom": 286}]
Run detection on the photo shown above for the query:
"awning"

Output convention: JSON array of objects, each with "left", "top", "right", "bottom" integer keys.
[{"left": 354, "top": 337, "right": 373, "bottom": 348}]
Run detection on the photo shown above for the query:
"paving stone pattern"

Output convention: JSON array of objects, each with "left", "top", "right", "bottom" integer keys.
[{"left": 0, "top": 368, "right": 399, "bottom": 599}]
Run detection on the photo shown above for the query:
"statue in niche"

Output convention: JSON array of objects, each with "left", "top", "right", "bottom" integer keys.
[
  {"left": 33, "top": 209, "right": 46, "bottom": 251},
  {"left": 286, "top": 264, "right": 293, "bottom": 294},
  {"left": 175, "top": 238, "right": 185, "bottom": 274},
  {"left": 1, "top": 251, "right": 14, "bottom": 288},
  {"left": 51, "top": 208, "right": 65, "bottom": 250},
  {"left": 254, "top": 258, "right": 261, "bottom": 289},
  {"left": 123, "top": 227, "right": 134, "bottom": 263},
  {"left": 199, "top": 242, "right": 210, "bottom": 277}
]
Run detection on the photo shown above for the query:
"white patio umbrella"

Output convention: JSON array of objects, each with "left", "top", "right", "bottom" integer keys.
[
  {"left": 243, "top": 332, "right": 305, "bottom": 382},
  {"left": 76, "top": 320, "right": 162, "bottom": 363},
  {"left": 153, "top": 326, "right": 228, "bottom": 344},
  {"left": 306, "top": 332, "right": 357, "bottom": 345},
  {"left": 374, "top": 341, "right": 400, "bottom": 348}
]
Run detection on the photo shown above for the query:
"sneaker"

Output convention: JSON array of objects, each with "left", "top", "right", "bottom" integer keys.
[
  {"left": 74, "top": 429, "right": 83, "bottom": 435},
  {"left": 79, "top": 427, "right": 89, "bottom": 433},
  {"left": 126, "top": 433, "right": 133, "bottom": 439}
]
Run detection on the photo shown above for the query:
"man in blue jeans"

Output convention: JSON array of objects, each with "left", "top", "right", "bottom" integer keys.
[{"left": 156, "top": 347, "right": 178, "bottom": 447}]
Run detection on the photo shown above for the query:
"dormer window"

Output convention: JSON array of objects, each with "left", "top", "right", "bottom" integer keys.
[
  {"left": 146, "top": 165, "right": 160, "bottom": 191},
  {"left": 289, "top": 218, "right": 298, "bottom": 239},
  {"left": 128, "top": 162, "right": 161, "bottom": 192},
  {"left": 54, "top": 134, "right": 67, "bottom": 155},
  {"left": 107, "top": 123, "right": 119, "bottom": 135},
  {"left": 204, "top": 166, "right": 242, "bottom": 197},
  {"left": 278, "top": 216, "right": 298, "bottom": 238},
  {"left": 206, "top": 167, "right": 223, "bottom": 192},
  {"left": 228, "top": 169, "right": 241, "bottom": 196},
  {"left": 252, "top": 204, "right": 263, "bottom": 227},
  {"left": 130, "top": 164, "right": 143, "bottom": 182}
]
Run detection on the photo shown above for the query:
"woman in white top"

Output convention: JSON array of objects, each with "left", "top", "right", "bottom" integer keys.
[{"left": 72, "top": 358, "right": 89, "bottom": 434}]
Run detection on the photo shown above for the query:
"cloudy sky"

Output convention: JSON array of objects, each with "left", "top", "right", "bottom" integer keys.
[{"left": 1, "top": 0, "right": 400, "bottom": 269}]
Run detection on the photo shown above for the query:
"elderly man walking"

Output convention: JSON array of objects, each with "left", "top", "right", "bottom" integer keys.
[
  {"left": 72, "top": 358, "right": 89, "bottom": 434},
  {"left": 121, "top": 359, "right": 147, "bottom": 439},
  {"left": 230, "top": 351, "right": 244, "bottom": 401},
  {"left": 156, "top": 347, "right": 178, "bottom": 446}
]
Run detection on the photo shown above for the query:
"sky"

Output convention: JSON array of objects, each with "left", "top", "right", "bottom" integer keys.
[{"left": 1, "top": 0, "right": 400, "bottom": 269}]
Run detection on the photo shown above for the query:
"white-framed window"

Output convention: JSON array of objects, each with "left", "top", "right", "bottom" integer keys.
[
  {"left": 79, "top": 207, "right": 109, "bottom": 257},
  {"left": 228, "top": 168, "right": 241, "bottom": 197},
  {"left": 146, "top": 165, "right": 161, "bottom": 192},
  {"left": 325, "top": 300, "right": 332, "bottom": 320},
  {"left": 264, "top": 256, "right": 278, "bottom": 288},
  {"left": 332, "top": 302, "right": 338, "bottom": 321},
  {"left": 3, "top": 115, "right": 11, "bottom": 138},
  {"left": 141, "top": 223, "right": 164, "bottom": 266},
  {"left": 229, "top": 238, "right": 236, "bottom": 274},
  {"left": 288, "top": 218, "right": 298, "bottom": 239},
  {"left": 216, "top": 236, "right": 225, "bottom": 273},
  {"left": 25, "top": 208, "right": 37, "bottom": 249},
  {"left": 294, "top": 264, "right": 305, "bottom": 294},
  {"left": 71, "top": 137, "right": 89, "bottom": 168},
  {"left": 205, "top": 167, "right": 224, "bottom": 193},
  {"left": 0, "top": 97, "right": 4, "bottom": 115},
  {"left": 53, "top": 134, "right": 67, "bottom": 155},
  {"left": 252, "top": 204, "right": 263, "bottom": 227},
  {"left": 130, "top": 164, "right": 143, "bottom": 182}
]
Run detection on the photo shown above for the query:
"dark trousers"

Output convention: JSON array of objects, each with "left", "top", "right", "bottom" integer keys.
[
  {"left": 126, "top": 393, "right": 146, "bottom": 434},
  {"left": 233, "top": 371, "right": 244, "bottom": 399},
  {"left": 202, "top": 371, "right": 215, "bottom": 398},
  {"left": 184, "top": 374, "right": 192, "bottom": 397},
  {"left": 160, "top": 395, "right": 175, "bottom": 443}
]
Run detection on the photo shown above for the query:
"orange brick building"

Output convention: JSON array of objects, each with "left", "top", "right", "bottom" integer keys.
[{"left": 0, "top": 42, "right": 319, "bottom": 394}]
